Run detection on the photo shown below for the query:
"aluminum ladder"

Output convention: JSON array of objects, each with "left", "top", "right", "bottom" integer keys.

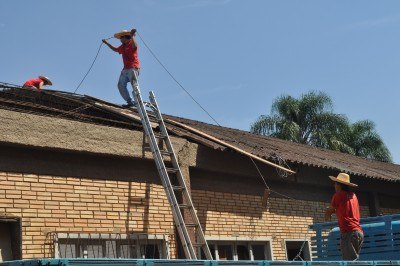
[{"left": 132, "top": 87, "right": 212, "bottom": 260}]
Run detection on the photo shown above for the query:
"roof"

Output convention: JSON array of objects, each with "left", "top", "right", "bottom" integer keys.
[{"left": 1, "top": 82, "right": 399, "bottom": 183}]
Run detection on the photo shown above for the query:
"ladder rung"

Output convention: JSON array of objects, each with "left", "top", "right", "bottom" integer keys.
[
  {"left": 154, "top": 132, "right": 167, "bottom": 139},
  {"left": 185, "top": 223, "right": 199, "bottom": 227},
  {"left": 178, "top": 204, "right": 192, "bottom": 209},
  {"left": 172, "top": 185, "right": 185, "bottom": 191},
  {"left": 166, "top": 167, "right": 178, "bottom": 173},
  {"left": 143, "top": 146, "right": 171, "bottom": 156},
  {"left": 143, "top": 146, "right": 151, "bottom": 151},
  {"left": 160, "top": 150, "right": 173, "bottom": 156},
  {"left": 192, "top": 243, "right": 206, "bottom": 247}
]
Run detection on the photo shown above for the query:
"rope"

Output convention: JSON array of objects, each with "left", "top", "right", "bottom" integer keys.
[
  {"left": 0, "top": 82, "right": 21, "bottom": 89},
  {"left": 73, "top": 37, "right": 113, "bottom": 94},
  {"left": 135, "top": 35, "right": 312, "bottom": 241},
  {"left": 136, "top": 32, "right": 220, "bottom": 126},
  {"left": 249, "top": 157, "right": 270, "bottom": 190},
  {"left": 292, "top": 237, "right": 307, "bottom": 261},
  {"left": 271, "top": 154, "right": 292, "bottom": 179},
  {"left": 136, "top": 31, "right": 295, "bottom": 198}
]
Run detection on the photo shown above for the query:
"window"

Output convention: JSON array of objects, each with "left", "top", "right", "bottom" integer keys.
[
  {"left": 56, "top": 233, "right": 168, "bottom": 259},
  {"left": 251, "top": 244, "right": 267, "bottom": 260},
  {"left": 285, "top": 240, "right": 311, "bottom": 261},
  {"left": 217, "top": 244, "right": 234, "bottom": 260},
  {"left": 203, "top": 239, "right": 273, "bottom": 261},
  {"left": 0, "top": 217, "right": 22, "bottom": 262},
  {"left": 236, "top": 244, "right": 250, "bottom": 260}
]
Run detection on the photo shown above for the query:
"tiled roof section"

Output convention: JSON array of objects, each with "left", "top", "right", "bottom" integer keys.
[
  {"left": 165, "top": 115, "right": 400, "bottom": 182},
  {"left": 1, "top": 83, "right": 399, "bottom": 182}
]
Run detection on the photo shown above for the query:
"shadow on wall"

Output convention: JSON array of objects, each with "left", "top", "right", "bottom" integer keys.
[
  {"left": 0, "top": 145, "right": 162, "bottom": 185},
  {"left": 190, "top": 166, "right": 333, "bottom": 233},
  {"left": 193, "top": 188, "right": 327, "bottom": 235},
  {"left": 125, "top": 182, "right": 151, "bottom": 235}
]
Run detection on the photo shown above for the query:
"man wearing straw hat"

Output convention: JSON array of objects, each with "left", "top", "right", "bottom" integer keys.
[
  {"left": 102, "top": 28, "right": 140, "bottom": 108},
  {"left": 22, "top": 76, "right": 53, "bottom": 90},
  {"left": 325, "top": 173, "right": 364, "bottom": 260}
]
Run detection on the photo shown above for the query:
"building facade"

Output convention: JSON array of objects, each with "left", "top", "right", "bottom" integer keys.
[{"left": 1, "top": 87, "right": 400, "bottom": 262}]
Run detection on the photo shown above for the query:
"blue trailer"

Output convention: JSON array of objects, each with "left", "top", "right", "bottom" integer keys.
[{"left": 309, "top": 214, "right": 400, "bottom": 261}]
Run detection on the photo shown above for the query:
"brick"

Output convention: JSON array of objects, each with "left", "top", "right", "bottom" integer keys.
[{"left": 7, "top": 176, "right": 22, "bottom": 182}]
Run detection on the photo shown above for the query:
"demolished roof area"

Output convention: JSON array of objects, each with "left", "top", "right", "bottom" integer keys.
[{"left": 0, "top": 82, "right": 399, "bottom": 182}]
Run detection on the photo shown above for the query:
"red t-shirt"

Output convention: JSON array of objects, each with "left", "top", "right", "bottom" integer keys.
[
  {"left": 23, "top": 78, "right": 43, "bottom": 89},
  {"left": 331, "top": 191, "right": 362, "bottom": 233},
  {"left": 117, "top": 40, "right": 140, "bottom": 69}
]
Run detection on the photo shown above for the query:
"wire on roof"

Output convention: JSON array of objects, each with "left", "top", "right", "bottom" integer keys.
[
  {"left": 73, "top": 37, "right": 113, "bottom": 94},
  {"left": 136, "top": 32, "right": 220, "bottom": 127},
  {"left": 0, "top": 82, "right": 21, "bottom": 89},
  {"left": 136, "top": 32, "right": 294, "bottom": 196}
]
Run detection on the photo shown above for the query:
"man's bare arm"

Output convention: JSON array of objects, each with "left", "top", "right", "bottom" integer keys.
[
  {"left": 38, "top": 81, "right": 44, "bottom": 90},
  {"left": 102, "top": 39, "right": 118, "bottom": 52},
  {"left": 131, "top": 29, "right": 138, "bottom": 49},
  {"left": 324, "top": 206, "right": 335, "bottom": 222}
]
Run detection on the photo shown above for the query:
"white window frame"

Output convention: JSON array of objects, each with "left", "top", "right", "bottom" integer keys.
[
  {"left": 213, "top": 243, "right": 234, "bottom": 260},
  {"left": 55, "top": 233, "right": 169, "bottom": 259},
  {"left": 206, "top": 236, "right": 273, "bottom": 261},
  {"left": 248, "top": 241, "right": 273, "bottom": 261},
  {"left": 284, "top": 239, "right": 311, "bottom": 261}
]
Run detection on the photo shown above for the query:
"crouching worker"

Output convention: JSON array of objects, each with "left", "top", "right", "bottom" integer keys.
[
  {"left": 23, "top": 76, "right": 52, "bottom": 90},
  {"left": 325, "top": 173, "right": 364, "bottom": 261},
  {"left": 102, "top": 29, "right": 140, "bottom": 108}
]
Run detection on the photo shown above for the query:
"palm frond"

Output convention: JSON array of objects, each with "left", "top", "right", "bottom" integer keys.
[{"left": 251, "top": 91, "right": 392, "bottom": 163}]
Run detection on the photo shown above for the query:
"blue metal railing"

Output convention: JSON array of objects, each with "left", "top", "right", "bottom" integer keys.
[{"left": 309, "top": 214, "right": 400, "bottom": 261}]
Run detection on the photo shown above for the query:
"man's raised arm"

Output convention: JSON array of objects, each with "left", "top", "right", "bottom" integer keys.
[
  {"left": 103, "top": 39, "right": 119, "bottom": 52},
  {"left": 131, "top": 28, "right": 138, "bottom": 49}
]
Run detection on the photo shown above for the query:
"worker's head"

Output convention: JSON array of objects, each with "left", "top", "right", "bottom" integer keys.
[
  {"left": 329, "top": 173, "right": 357, "bottom": 192},
  {"left": 38, "top": 76, "right": 52, "bottom": 86},
  {"left": 120, "top": 34, "right": 132, "bottom": 44},
  {"left": 334, "top": 182, "right": 350, "bottom": 192}
]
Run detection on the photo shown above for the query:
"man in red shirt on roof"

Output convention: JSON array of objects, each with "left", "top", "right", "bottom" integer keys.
[
  {"left": 23, "top": 76, "right": 52, "bottom": 90},
  {"left": 325, "top": 173, "right": 364, "bottom": 261},
  {"left": 103, "top": 28, "right": 140, "bottom": 108}
]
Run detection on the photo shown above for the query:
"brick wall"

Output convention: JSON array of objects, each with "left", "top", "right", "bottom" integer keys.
[
  {"left": 0, "top": 171, "right": 176, "bottom": 259},
  {"left": 380, "top": 207, "right": 400, "bottom": 215},
  {"left": 1, "top": 170, "right": 398, "bottom": 261},
  {"left": 192, "top": 189, "right": 371, "bottom": 260}
]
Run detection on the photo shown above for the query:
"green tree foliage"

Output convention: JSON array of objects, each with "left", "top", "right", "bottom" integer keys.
[
  {"left": 340, "top": 120, "right": 392, "bottom": 162},
  {"left": 250, "top": 91, "right": 392, "bottom": 163}
]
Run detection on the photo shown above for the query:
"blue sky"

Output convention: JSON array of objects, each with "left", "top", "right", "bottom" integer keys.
[{"left": 1, "top": 0, "right": 399, "bottom": 163}]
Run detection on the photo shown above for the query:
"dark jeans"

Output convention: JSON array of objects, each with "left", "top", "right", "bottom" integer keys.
[{"left": 340, "top": 230, "right": 364, "bottom": 260}]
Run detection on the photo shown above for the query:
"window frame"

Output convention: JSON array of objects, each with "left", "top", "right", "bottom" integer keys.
[
  {"left": 205, "top": 236, "right": 273, "bottom": 261},
  {"left": 284, "top": 239, "right": 311, "bottom": 261},
  {"left": 55, "top": 233, "right": 169, "bottom": 259},
  {"left": 248, "top": 241, "right": 273, "bottom": 261}
]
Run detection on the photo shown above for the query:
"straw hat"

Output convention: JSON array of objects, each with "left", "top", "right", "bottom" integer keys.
[
  {"left": 329, "top": 173, "right": 358, "bottom": 187},
  {"left": 114, "top": 30, "right": 132, "bottom": 39},
  {"left": 39, "top": 76, "right": 52, "bottom": 86}
]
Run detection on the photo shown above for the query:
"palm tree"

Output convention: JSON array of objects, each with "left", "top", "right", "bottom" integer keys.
[
  {"left": 250, "top": 91, "right": 392, "bottom": 162},
  {"left": 251, "top": 91, "right": 349, "bottom": 151},
  {"left": 340, "top": 120, "right": 392, "bottom": 162}
]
